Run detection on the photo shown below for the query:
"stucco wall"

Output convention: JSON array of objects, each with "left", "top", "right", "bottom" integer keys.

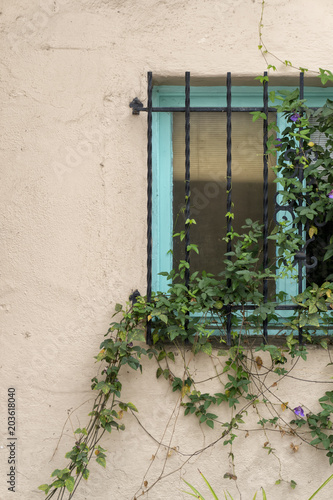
[{"left": 1, "top": 1, "right": 333, "bottom": 499}]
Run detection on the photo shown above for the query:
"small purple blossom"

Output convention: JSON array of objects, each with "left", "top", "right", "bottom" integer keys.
[
  {"left": 293, "top": 406, "right": 305, "bottom": 418},
  {"left": 275, "top": 138, "right": 282, "bottom": 149},
  {"left": 328, "top": 189, "right": 333, "bottom": 199},
  {"left": 290, "top": 112, "right": 301, "bottom": 122},
  {"left": 127, "top": 342, "right": 134, "bottom": 348}
]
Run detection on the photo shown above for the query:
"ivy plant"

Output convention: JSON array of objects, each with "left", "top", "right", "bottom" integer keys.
[{"left": 39, "top": 76, "right": 333, "bottom": 499}]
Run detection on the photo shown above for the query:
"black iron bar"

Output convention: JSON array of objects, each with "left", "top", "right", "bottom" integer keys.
[
  {"left": 297, "top": 72, "right": 304, "bottom": 344},
  {"left": 133, "top": 106, "right": 276, "bottom": 113},
  {"left": 146, "top": 71, "right": 153, "bottom": 345},
  {"left": 263, "top": 72, "right": 269, "bottom": 342},
  {"left": 185, "top": 72, "right": 191, "bottom": 289},
  {"left": 226, "top": 72, "right": 232, "bottom": 345}
]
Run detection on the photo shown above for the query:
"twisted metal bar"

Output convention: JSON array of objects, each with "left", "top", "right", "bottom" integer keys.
[
  {"left": 297, "top": 72, "right": 304, "bottom": 343},
  {"left": 146, "top": 71, "right": 153, "bottom": 345},
  {"left": 263, "top": 71, "right": 269, "bottom": 341},
  {"left": 226, "top": 72, "right": 232, "bottom": 345},
  {"left": 130, "top": 104, "right": 277, "bottom": 114},
  {"left": 185, "top": 72, "right": 191, "bottom": 289}
]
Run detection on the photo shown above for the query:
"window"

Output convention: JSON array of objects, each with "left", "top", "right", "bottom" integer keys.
[
  {"left": 151, "top": 80, "right": 278, "bottom": 294},
  {"left": 130, "top": 73, "right": 333, "bottom": 342},
  {"left": 172, "top": 111, "right": 276, "bottom": 282}
]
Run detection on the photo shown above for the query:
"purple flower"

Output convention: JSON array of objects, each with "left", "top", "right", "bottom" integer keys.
[
  {"left": 290, "top": 112, "right": 301, "bottom": 122},
  {"left": 127, "top": 342, "right": 133, "bottom": 348},
  {"left": 328, "top": 189, "right": 333, "bottom": 199},
  {"left": 275, "top": 138, "right": 282, "bottom": 149},
  {"left": 293, "top": 406, "right": 305, "bottom": 418}
]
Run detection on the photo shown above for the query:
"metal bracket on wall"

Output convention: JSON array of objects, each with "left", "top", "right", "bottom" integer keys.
[
  {"left": 129, "top": 98, "right": 143, "bottom": 115},
  {"left": 129, "top": 289, "right": 141, "bottom": 305}
]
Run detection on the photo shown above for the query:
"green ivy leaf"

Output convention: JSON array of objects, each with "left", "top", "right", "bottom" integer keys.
[
  {"left": 82, "top": 469, "right": 90, "bottom": 481},
  {"left": 157, "top": 351, "right": 166, "bottom": 361},
  {"left": 250, "top": 111, "right": 267, "bottom": 122},
  {"left": 96, "top": 456, "right": 106, "bottom": 468},
  {"left": 200, "top": 342, "right": 212, "bottom": 356},
  {"left": 187, "top": 244, "right": 199, "bottom": 254},
  {"left": 290, "top": 480, "right": 297, "bottom": 489},
  {"left": 167, "top": 351, "right": 175, "bottom": 362},
  {"left": 38, "top": 484, "right": 51, "bottom": 494},
  {"left": 50, "top": 469, "right": 62, "bottom": 478},
  {"left": 204, "top": 412, "right": 216, "bottom": 419},
  {"left": 127, "top": 402, "right": 138, "bottom": 412},
  {"left": 51, "top": 468, "right": 70, "bottom": 479},
  {"left": 160, "top": 314, "right": 168, "bottom": 324},
  {"left": 52, "top": 479, "right": 65, "bottom": 489},
  {"left": 65, "top": 477, "right": 75, "bottom": 493}
]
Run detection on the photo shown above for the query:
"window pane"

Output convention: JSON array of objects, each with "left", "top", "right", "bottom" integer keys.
[
  {"left": 307, "top": 117, "right": 333, "bottom": 285},
  {"left": 307, "top": 220, "right": 333, "bottom": 285},
  {"left": 172, "top": 112, "right": 276, "bottom": 284}
]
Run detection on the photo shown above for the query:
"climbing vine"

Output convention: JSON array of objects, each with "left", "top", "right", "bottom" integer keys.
[{"left": 38, "top": 65, "right": 333, "bottom": 499}]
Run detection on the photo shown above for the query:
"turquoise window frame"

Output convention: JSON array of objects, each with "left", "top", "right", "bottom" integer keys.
[{"left": 152, "top": 84, "right": 333, "bottom": 305}]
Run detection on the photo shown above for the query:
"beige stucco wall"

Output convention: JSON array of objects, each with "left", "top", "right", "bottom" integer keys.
[{"left": 1, "top": 0, "right": 333, "bottom": 499}]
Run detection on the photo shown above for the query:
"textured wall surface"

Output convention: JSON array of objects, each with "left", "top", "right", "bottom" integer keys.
[{"left": 1, "top": 0, "right": 333, "bottom": 499}]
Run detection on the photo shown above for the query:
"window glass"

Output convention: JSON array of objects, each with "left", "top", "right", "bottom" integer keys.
[
  {"left": 307, "top": 117, "right": 333, "bottom": 285},
  {"left": 172, "top": 112, "right": 276, "bottom": 284}
]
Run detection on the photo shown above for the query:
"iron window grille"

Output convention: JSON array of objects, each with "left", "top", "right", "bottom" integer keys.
[{"left": 130, "top": 72, "right": 331, "bottom": 345}]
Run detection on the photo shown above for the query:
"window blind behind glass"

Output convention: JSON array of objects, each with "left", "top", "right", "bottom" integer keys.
[{"left": 172, "top": 112, "right": 276, "bottom": 280}]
